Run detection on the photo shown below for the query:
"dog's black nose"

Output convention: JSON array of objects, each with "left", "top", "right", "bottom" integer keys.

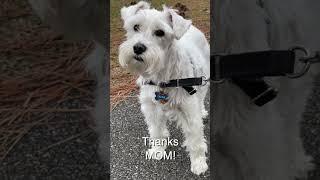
[{"left": 133, "top": 43, "right": 147, "bottom": 55}]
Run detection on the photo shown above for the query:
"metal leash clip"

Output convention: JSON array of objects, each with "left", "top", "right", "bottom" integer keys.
[
  {"left": 300, "top": 51, "right": 320, "bottom": 64},
  {"left": 286, "top": 46, "right": 317, "bottom": 79},
  {"left": 201, "top": 76, "right": 210, "bottom": 86}
]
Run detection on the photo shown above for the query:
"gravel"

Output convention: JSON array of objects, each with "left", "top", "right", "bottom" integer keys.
[
  {"left": 301, "top": 74, "right": 320, "bottom": 179},
  {"left": 0, "top": 98, "right": 108, "bottom": 179}
]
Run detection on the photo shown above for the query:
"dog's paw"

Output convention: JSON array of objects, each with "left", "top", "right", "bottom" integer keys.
[
  {"left": 191, "top": 157, "right": 208, "bottom": 175},
  {"left": 201, "top": 109, "right": 208, "bottom": 118}
]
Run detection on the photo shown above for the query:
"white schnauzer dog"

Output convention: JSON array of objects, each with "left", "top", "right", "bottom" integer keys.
[{"left": 118, "top": 1, "right": 210, "bottom": 175}]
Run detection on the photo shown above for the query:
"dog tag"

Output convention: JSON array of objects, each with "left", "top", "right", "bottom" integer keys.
[{"left": 155, "top": 91, "right": 169, "bottom": 104}]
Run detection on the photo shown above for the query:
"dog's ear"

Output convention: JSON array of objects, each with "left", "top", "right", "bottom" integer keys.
[
  {"left": 121, "top": 1, "right": 150, "bottom": 21},
  {"left": 163, "top": 6, "right": 192, "bottom": 39}
]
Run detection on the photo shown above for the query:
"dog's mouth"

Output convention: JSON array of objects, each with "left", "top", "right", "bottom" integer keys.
[{"left": 134, "top": 55, "right": 144, "bottom": 62}]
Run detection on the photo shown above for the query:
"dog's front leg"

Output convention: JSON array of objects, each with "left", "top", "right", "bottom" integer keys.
[
  {"left": 179, "top": 101, "right": 208, "bottom": 175},
  {"left": 141, "top": 102, "right": 169, "bottom": 160}
]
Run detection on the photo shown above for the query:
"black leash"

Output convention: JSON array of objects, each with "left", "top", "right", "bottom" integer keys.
[
  {"left": 212, "top": 50, "right": 295, "bottom": 79},
  {"left": 211, "top": 47, "right": 319, "bottom": 81}
]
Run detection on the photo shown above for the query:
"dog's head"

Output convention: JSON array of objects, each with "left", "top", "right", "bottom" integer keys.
[{"left": 118, "top": 1, "right": 192, "bottom": 76}]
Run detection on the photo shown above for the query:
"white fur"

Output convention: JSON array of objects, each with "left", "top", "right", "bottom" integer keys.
[{"left": 119, "top": 1, "right": 210, "bottom": 175}]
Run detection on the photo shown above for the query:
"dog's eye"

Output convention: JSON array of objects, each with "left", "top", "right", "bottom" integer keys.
[
  {"left": 154, "top": 30, "right": 165, "bottom": 37},
  {"left": 133, "top": 24, "right": 140, "bottom": 32}
]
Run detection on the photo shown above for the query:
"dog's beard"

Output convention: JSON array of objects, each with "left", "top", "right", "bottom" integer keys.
[{"left": 119, "top": 41, "right": 164, "bottom": 76}]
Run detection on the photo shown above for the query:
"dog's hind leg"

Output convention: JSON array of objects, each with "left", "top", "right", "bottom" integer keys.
[
  {"left": 140, "top": 102, "right": 169, "bottom": 159},
  {"left": 178, "top": 100, "right": 208, "bottom": 175}
]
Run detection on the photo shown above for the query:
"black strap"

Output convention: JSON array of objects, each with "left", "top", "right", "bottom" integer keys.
[
  {"left": 159, "top": 78, "right": 203, "bottom": 88},
  {"left": 182, "top": 86, "right": 197, "bottom": 95},
  {"left": 232, "top": 78, "right": 278, "bottom": 106},
  {"left": 145, "top": 77, "right": 203, "bottom": 95},
  {"left": 211, "top": 50, "right": 295, "bottom": 79},
  {"left": 210, "top": 50, "right": 296, "bottom": 106}
]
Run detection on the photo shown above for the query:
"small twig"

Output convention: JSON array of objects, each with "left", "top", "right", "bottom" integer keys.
[
  {"left": 0, "top": 114, "right": 49, "bottom": 161},
  {"left": 61, "top": 81, "right": 92, "bottom": 95},
  {"left": 38, "top": 129, "right": 92, "bottom": 153},
  {"left": 110, "top": 95, "right": 138, "bottom": 98},
  {"left": 23, "top": 92, "right": 35, "bottom": 107},
  {"left": 0, "top": 12, "right": 31, "bottom": 22},
  {"left": 0, "top": 128, "right": 29, "bottom": 161}
]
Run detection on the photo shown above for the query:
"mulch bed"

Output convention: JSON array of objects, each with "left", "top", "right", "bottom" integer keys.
[{"left": 0, "top": 0, "right": 95, "bottom": 161}]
